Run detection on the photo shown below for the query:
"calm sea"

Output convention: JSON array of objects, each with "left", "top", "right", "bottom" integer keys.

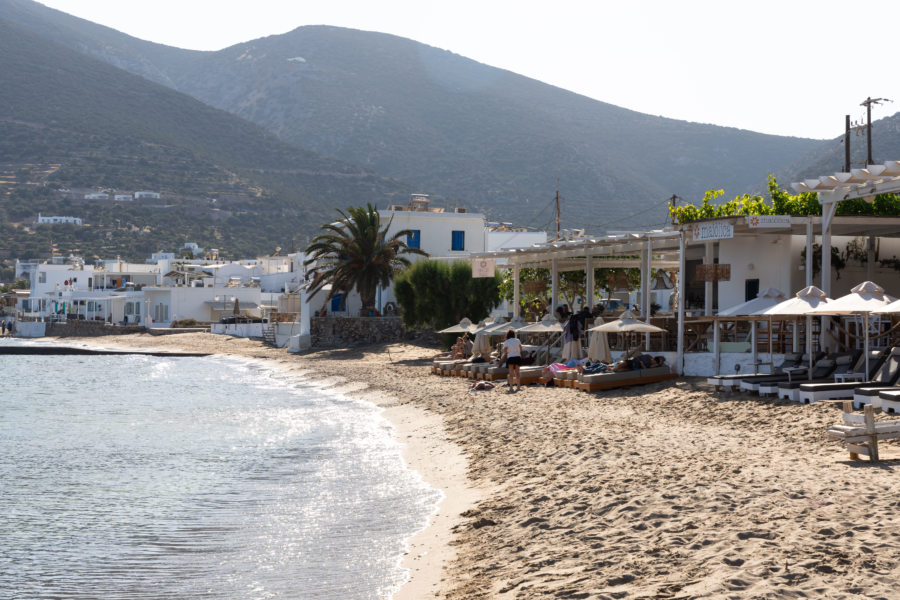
[{"left": 0, "top": 340, "right": 440, "bottom": 599}]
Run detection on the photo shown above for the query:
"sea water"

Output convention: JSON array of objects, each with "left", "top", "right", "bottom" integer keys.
[{"left": 0, "top": 342, "right": 440, "bottom": 599}]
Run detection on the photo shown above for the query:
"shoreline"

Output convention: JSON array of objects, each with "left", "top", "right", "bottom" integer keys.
[
  {"left": 45, "top": 333, "right": 478, "bottom": 599},
  {"left": 37, "top": 332, "right": 900, "bottom": 598}
]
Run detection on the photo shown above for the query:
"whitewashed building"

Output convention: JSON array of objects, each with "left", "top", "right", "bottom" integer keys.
[{"left": 36, "top": 213, "right": 82, "bottom": 226}]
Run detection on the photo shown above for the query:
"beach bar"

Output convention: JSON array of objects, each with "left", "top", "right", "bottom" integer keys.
[{"left": 475, "top": 161, "right": 900, "bottom": 377}]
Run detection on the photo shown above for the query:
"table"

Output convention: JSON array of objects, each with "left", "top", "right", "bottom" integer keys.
[
  {"left": 783, "top": 366, "right": 807, "bottom": 383},
  {"left": 834, "top": 372, "right": 866, "bottom": 383}
]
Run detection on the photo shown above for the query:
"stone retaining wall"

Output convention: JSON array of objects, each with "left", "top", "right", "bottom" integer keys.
[
  {"left": 311, "top": 316, "right": 404, "bottom": 348},
  {"left": 45, "top": 321, "right": 146, "bottom": 337}
]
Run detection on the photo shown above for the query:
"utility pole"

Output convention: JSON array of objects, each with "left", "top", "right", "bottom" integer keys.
[
  {"left": 555, "top": 178, "right": 561, "bottom": 241},
  {"left": 844, "top": 114, "right": 851, "bottom": 173},
  {"left": 860, "top": 97, "right": 892, "bottom": 165}
]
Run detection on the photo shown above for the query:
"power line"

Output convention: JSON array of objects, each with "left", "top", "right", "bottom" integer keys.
[{"left": 579, "top": 194, "right": 676, "bottom": 231}]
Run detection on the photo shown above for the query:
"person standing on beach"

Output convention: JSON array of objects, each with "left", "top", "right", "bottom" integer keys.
[{"left": 501, "top": 329, "right": 523, "bottom": 392}]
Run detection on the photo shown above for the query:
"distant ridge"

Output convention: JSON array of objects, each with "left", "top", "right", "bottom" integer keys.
[
  {"left": 0, "top": 12, "right": 411, "bottom": 263},
  {"left": 1, "top": 0, "right": 825, "bottom": 232}
]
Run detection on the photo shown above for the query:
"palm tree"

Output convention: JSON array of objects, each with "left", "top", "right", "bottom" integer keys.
[{"left": 304, "top": 204, "right": 427, "bottom": 314}]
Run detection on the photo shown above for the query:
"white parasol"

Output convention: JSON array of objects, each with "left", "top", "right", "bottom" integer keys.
[
  {"left": 518, "top": 314, "right": 563, "bottom": 333},
  {"left": 809, "top": 281, "right": 896, "bottom": 376},
  {"left": 438, "top": 317, "right": 476, "bottom": 334},
  {"left": 588, "top": 310, "right": 664, "bottom": 333},
  {"left": 587, "top": 318, "right": 612, "bottom": 363},
  {"left": 752, "top": 285, "right": 832, "bottom": 379}
]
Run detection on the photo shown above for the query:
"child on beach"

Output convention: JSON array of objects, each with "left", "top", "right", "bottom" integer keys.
[{"left": 499, "top": 329, "right": 523, "bottom": 392}]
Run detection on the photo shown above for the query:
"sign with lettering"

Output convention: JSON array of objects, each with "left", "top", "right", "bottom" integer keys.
[
  {"left": 694, "top": 264, "right": 731, "bottom": 282},
  {"left": 691, "top": 220, "right": 734, "bottom": 242},
  {"left": 472, "top": 258, "right": 495, "bottom": 278},
  {"left": 747, "top": 215, "right": 791, "bottom": 228}
]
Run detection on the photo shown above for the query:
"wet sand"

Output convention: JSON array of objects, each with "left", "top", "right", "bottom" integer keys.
[{"left": 56, "top": 333, "right": 900, "bottom": 599}]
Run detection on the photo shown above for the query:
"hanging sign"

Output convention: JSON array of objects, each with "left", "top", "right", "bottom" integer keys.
[
  {"left": 691, "top": 220, "right": 733, "bottom": 242},
  {"left": 472, "top": 258, "right": 495, "bottom": 278},
  {"left": 747, "top": 215, "right": 791, "bottom": 228},
  {"left": 694, "top": 264, "right": 731, "bottom": 282}
]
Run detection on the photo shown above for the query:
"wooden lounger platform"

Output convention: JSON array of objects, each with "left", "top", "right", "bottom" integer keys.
[
  {"left": 574, "top": 366, "right": 678, "bottom": 392},
  {"left": 827, "top": 401, "right": 900, "bottom": 461}
]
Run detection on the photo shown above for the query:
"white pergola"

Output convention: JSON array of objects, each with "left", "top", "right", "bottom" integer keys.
[
  {"left": 791, "top": 160, "right": 900, "bottom": 296},
  {"left": 472, "top": 230, "right": 688, "bottom": 372}
]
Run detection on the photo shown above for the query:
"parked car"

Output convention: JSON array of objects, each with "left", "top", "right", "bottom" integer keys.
[{"left": 595, "top": 299, "right": 627, "bottom": 314}]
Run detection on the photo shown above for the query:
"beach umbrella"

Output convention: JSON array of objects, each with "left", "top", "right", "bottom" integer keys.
[
  {"left": 518, "top": 314, "right": 563, "bottom": 334},
  {"left": 716, "top": 288, "right": 786, "bottom": 373},
  {"left": 753, "top": 286, "right": 833, "bottom": 379},
  {"left": 588, "top": 310, "right": 664, "bottom": 333},
  {"left": 809, "top": 281, "right": 896, "bottom": 376},
  {"left": 232, "top": 297, "right": 240, "bottom": 316},
  {"left": 587, "top": 317, "right": 612, "bottom": 363},
  {"left": 589, "top": 310, "right": 663, "bottom": 356},
  {"left": 561, "top": 337, "right": 583, "bottom": 362},
  {"left": 755, "top": 285, "right": 832, "bottom": 316},
  {"left": 472, "top": 331, "right": 493, "bottom": 358},
  {"left": 438, "top": 317, "right": 476, "bottom": 334},
  {"left": 717, "top": 287, "right": 786, "bottom": 317},
  {"left": 479, "top": 316, "right": 529, "bottom": 335}
]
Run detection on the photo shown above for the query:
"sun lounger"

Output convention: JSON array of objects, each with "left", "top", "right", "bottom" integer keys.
[
  {"left": 878, "top": 389, "right": 900, "bottom": 414},
  {"left": 738, "top": 352, "right": 821, "bottom": 393},
  {"left": 553, "top": 368, "right": 579, "bottom": 388},
  {"left": 519, "top": 365, "right": 545, "bottom": 385},
  {"left": 758, "top": 355, "right": 840, "bottom": 397},
  {"left": 774, "top": 351, "right": 861, "bottom": 401},
  {"left": 574, "top": 365, "right": 676, "bottom": 392},
  {"left": 796, "top": 347, "right": 896, "bottom": 405},
  {"left": 851, "top": 351, "right": 900, "bottom": 408},
  {"left": 707, "top": 352, "right": 803, "bottom": 391}
]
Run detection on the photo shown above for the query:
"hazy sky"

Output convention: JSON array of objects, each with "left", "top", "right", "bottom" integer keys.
[{"left": 38, "top": 0, "right": 899, "bottom": 140}]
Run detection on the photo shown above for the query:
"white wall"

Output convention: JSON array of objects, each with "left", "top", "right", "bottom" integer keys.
[
  {"left": 716, "top": 234, "right": 794, "bottom": 310},
  {"left": 487, "top": 230, "right": 547, "bottom": 251},
  {"left": 143, "top": 286, "right": 262, "bottom": 324},
  {"left": 381, "top": 209, "right": 486, "bottom": 257}
]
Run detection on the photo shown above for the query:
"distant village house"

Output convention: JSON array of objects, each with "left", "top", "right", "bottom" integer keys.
[{"left": 36, "top": 213, "right": 82, "bottom": 226}]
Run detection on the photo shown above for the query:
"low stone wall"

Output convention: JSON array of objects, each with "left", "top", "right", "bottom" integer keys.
[
  {"left": 311, "top": 316, "right": 405, "bottom": 348},
  {"left": 45, "top": 320, "right": 146, "bottom": 337}
]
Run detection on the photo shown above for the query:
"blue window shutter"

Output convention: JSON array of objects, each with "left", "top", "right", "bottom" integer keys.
[
  {"left": 407, "top": 230, "right": 421, "bottom": 249},
  {"left": 451, "top": 230, "right": 465, "bottom": 251},
  {"left": 331, "top": 293, "right": 344, "bottom": 312}
]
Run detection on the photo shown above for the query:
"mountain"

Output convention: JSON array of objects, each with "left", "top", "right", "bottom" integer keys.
[
  {"left": 773, "top": 111, "right": 900, "bottom": 186},
  {"left": 1, "top": 0, "right": 824, "bottom": 232},
  {"left": 0, "top": 14, "right": 410, "bottom": 268}
]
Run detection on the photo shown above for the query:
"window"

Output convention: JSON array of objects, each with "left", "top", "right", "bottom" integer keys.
[
  {"left": 331, "top": 293, "right": 345, "bottom": 313},
  {"left": 39, "top": 272, "right": 46, "bottom": 284},
  {"left": 451, "top": 230, "right": 465, "bottom": 251},
  {"left": 406, "top": 230, "right": 421, "bottom": 249},
  {"left": 744, "top": 279, "right": 759, "bottom": 302}
]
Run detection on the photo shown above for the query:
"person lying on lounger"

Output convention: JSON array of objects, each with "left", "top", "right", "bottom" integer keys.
[{"left": 612, "top": 354, "right": 665, "bottom": 371}]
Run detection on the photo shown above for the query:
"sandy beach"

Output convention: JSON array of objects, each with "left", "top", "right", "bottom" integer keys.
[{"left": 55, "top": 333, "right": 900, "bottom": 599}]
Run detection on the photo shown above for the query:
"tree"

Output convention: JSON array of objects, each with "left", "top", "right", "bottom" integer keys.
[
  {"left": 394, "top": 260, "right": 502, "bottom": 330},
  {"left": 304, "top": 204, "right": 427, "bottom": 313}
]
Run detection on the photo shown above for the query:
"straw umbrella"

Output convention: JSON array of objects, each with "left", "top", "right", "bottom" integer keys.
[{"left": 809, "top": 281, "right": 896, "bottom": 377}]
